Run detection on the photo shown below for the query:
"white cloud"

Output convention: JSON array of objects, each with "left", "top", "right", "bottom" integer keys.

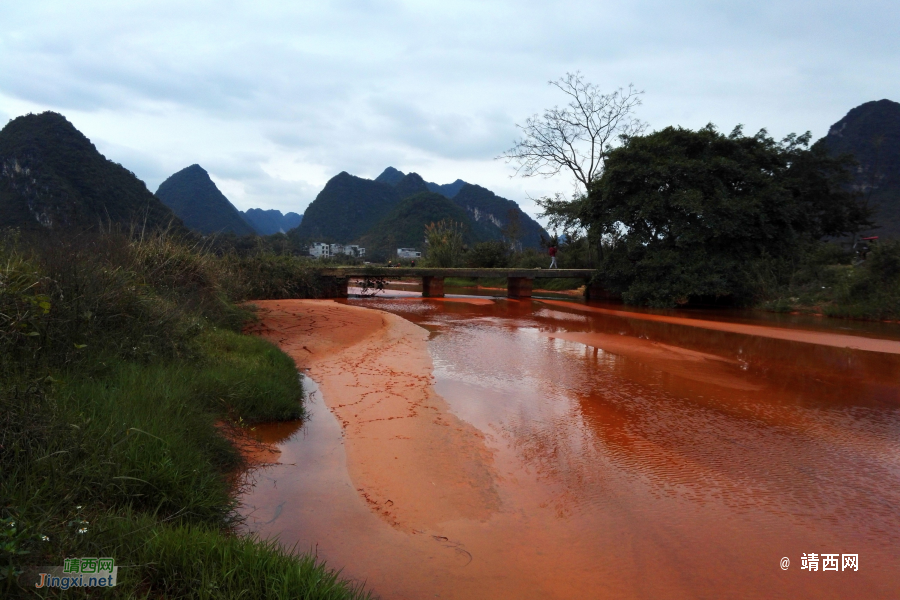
[{"left": 1, "top": 0, "right": 897, "bottom": 223}]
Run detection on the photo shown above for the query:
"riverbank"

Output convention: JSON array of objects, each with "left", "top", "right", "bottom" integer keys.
[
  {"left": 246, "top": 300, "right": 500, "bottom": 531},
  {"left": 0, "top": 230, "right": 369, "bottom": 599}
]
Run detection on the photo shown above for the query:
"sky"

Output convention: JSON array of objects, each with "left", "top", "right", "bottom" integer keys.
[{"left": 1, "top": 1, "right": 898, "bottom": 223}]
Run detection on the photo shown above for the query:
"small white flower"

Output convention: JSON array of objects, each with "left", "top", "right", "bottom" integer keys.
[
  {"left": 76, "top": 506, "right": 82, "bottom": 510},
  {"left": 41, "top": 535, "right": 50, "bottom": 542},
  {"left": 77, "top": 528, "right": 88, "bottom": 534},
  {"left": 7, "top": 521, "right": 14, "bottom": 528}
]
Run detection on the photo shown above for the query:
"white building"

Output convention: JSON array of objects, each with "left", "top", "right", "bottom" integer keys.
[
  {"left": 397, "top": 248, "right": 421, "bottom": 259},
  {"left": 309, "top": 242, "right": 330, "bottom": 258},
  {"left": 309, "top": 242, "right": 365, "bottom": 259},
  {"left": 344, "top": 245, "right": 365, "bottom": 258}
]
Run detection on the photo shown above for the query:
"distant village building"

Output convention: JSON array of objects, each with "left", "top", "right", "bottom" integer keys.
[
  {"left": 397, "top": 248, "right": 421, "bottom": 259},
  {"left": 309, "top": 242, "right": 330, "bottom": 258},
  {"left": 309, "top": 242, "right": 365, "bottom": 259}
]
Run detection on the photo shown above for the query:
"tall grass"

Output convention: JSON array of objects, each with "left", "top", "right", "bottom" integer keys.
[{"left": 0, "top": 228, "right": 370, "bottom": 598}]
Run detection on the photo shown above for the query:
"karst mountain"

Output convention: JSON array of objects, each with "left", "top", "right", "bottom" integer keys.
[{"left": 0, "top": 112, "right": 182, "bottom": 232}]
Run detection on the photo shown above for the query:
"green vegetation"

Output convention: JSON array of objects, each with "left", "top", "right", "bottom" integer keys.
[
  {"left": 155, "top": 165, "right": 256, "bottom": 236},
  {"left": 0, "top": 112, "right": 182, "bottom": 233},
  {"left": 580, "top": 125, "right": 868, "bottom": 307},
  {"left": 0, "top": 229, "right": 368, "bottom": 598},
  {"left": 423, "top": 219, "right": 465, "bottom": 267},
  {"left": 754, "top": 240, "right": 900, "bottom": 320}
]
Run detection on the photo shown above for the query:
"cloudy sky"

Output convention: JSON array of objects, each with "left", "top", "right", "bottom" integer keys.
[{"left": 1, "top": 1, "right": 897, "bottom": 222}]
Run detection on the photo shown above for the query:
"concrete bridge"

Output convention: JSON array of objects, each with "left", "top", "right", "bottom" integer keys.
[{"left": 318, "top": 267, "right": 610, "bottom": 299}]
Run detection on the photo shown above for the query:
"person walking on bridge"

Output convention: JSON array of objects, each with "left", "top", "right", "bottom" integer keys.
[{"left": 548, "top": 244, "right": 558, "bottom": 269}]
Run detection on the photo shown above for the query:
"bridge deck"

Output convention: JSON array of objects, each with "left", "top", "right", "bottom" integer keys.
[{"left": 319, "top": 267, "right": 595, "bottom": 279}]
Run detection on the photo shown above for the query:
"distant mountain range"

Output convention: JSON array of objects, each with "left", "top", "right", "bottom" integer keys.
[
  {"left": 155, "top": 165, "right": 303, "bottom": 236},
  {"left": 374, "top": 166, "right": 467, "bottom": 198},
  {"left": 292, "top": 167, "right": 548, "bottom": 259},
  {"left": 241, "top": 208, "right": 302, "bottom": 235},
  {"left": 0, "top": 112, "right": 182, "bottom": 232},
  {"left": 823, "top": 99, "right": 900, "bottom": 238},
  {"left": 0, "top": 114, "right": 546, "bottom": 251}
]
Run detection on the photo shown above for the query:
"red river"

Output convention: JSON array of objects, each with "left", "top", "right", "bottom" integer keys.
[{"left": 240, "top": 294, "right": 900, "bottom": 599}]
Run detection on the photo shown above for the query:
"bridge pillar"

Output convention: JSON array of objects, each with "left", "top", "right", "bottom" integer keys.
[
  {"left": 321, "top": 276, "right": 349, "bottom": 298},
  {"left": 507, "top": 277, "right": 533, "bottom": 299},
  {"left": 422, "top": 276, "right": 445, "bottom": 298}
]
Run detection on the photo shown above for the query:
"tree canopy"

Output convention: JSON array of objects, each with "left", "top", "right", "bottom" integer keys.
[{"left": 588, "top": 125, "right": 868, "bottom": 306}]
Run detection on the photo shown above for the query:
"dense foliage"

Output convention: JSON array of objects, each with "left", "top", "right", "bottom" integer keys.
[
  {"left": 587, "top": 125, "right": 868, "bottom": 306},
  {"left": 754, "top": 240, "right": 900, "bottom": 320},
  {"left": 0, "top": 112, "right": 182, "bottom": 232},
  {"left": 155, "top": 164, "right": 256, "bottom": 236},
  {"left": 424, "top": 219, "right": 465, "bottom": 267}
]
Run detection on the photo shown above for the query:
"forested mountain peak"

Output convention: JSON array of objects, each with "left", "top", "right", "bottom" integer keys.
[
  {"left": 394, "top": 172, "right": 430, "bottom": 198},
  {"left": 0, "top": 111, "right": 182, "bottom": 231},
  {"left": 155, "top": 164, "right": 255, "bottom": 236},
  {"left": 290, "top": 171, "right": 401, "bottom": 242},
  {"left": 374, "top": 166, "right": 405, "bottom": 185},
  {"left": 823, "top": 99, "right": 900, "bottom": 237}
]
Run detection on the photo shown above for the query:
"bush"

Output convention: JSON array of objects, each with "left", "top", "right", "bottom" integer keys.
[
  {"left": 465, "top": 240, "right": 510, "bottom": 268},
  {"left": 750, "top": 240, "right": 900, "bottom": 320},
  {"left": 424, "top": 220, "right": 464, "bottom": 267}
]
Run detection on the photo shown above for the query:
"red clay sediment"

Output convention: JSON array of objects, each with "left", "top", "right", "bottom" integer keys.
[{"left": 246, "top": 299, "right": 500, "bottom": 531}]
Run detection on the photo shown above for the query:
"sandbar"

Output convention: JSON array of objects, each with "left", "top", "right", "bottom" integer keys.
[
  {"left": 539, "top": 299, "right": 900, "bottom": 354},
  {"left": 245, "top": 299, "right": 499, "bottom": 531}
]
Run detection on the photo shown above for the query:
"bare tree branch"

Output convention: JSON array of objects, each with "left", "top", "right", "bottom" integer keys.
[{"left": 499, "top": 72, "right": 645, "bottom": 196}]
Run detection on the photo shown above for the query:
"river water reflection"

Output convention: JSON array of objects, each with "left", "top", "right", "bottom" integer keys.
[{"left": 240, "top": 294, "right": 900, "bottom": 599}]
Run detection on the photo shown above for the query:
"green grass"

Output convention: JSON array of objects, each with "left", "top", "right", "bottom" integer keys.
[
  {"left": 2, "top": 331, "right": 368, "bottom": 598},
  {"left": 0, "top": 230, "right": 370, "bottom": 598}
]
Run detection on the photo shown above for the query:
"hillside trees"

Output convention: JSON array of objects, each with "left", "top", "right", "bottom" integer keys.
[{"left": 589, "top": 125, "right": 869, "bottom": 306}]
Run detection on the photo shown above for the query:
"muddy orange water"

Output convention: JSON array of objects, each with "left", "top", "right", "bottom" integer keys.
[{"left": 240, "top": 296, "right": 900, "bottom": 599}]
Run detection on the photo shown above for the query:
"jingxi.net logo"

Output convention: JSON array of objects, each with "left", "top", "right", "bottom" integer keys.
[
  {"left": 33, "top": 557, "right": 117, "bottom": 589},
  {"left": 780, "top": 553, "right": 858, "bottom": 572}
]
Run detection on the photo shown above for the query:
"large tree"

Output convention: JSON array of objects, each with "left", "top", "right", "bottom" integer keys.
[
  {"left": 589, "top": 125, "right": 868, "bottom": 306},
  {"left": 499, "top": 73, "right": 644, "bottom": 254}
]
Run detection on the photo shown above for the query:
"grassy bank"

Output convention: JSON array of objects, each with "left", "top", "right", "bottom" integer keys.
[
  {"left": 752, "top": 241, "right": 900, "bottom": 321},
  {"left": 0, "top": 229, "right": 369, "bottom": 598}
]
